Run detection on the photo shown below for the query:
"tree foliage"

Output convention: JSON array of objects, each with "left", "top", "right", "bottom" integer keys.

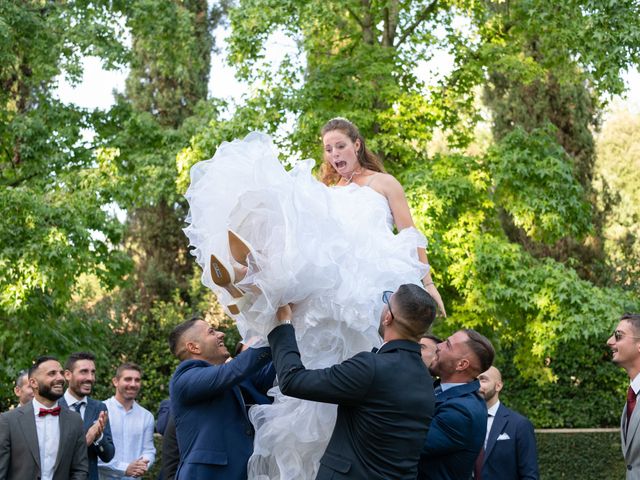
[
  {"left": 0, "top": 1, "right": 130, "bottom": 408},
  {"left": 2, "top": 1, "right": 640, "bottom": 426}
]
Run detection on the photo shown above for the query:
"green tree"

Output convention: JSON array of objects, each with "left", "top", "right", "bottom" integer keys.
[
  {"left": 174, "top": 0, "right": 640, "bottom": 426},
  {"left": 0, "top": 0, "right": 129, "bottom": 410},
  {"left": 595, "top": 106, "right": 640, "bottom": 294}
]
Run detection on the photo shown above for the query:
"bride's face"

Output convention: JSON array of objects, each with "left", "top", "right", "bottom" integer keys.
[{"left": 323, "top": 130, "right": 361, "bottom": 177}]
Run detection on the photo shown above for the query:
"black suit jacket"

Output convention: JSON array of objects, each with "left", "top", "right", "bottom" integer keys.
[
  {"left": 59, "top": 396, "right": 115, "bottom": 480},
  {"left": 481, "top": 403, "right": 539, "bottom": 480},
  {"left": 268, "top": 324, "right": 435, "bottom": 480},
  {"left": 0, "top": 401, "right": 89, "bottom": 480}
]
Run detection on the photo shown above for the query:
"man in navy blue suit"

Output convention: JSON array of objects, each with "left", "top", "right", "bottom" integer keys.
[
  {"left": 60, "top": 351, "right": 115, "bottom": 480},
  {"left": 169, "top": 318, "right": 274, "bottom": 480},
  {"left": 418, "top": 329, "right": 495, "bottom": 480},
  {"left": 477, "top": 366, "right": 539, "bottom": 479},
  {"left": 269, "top": 284, "right": 437, "bottom": 480}
]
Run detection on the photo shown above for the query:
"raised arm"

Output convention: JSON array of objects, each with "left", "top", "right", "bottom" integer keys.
[
  {"left": 267, "top": 306, "right": 374, "bottom": 405},
  {"left": 378, "top": 174, "right": 446, "bottom": 316}
]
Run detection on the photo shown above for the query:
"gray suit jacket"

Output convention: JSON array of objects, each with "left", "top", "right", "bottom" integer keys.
[
  {"left": 622, "top": 399, "right": 640, "bottom": 479},
  {"left": 0, "top": 401, "right": 89, "bottom": 480}
]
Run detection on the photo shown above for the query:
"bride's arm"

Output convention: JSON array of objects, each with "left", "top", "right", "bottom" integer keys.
[{"left": 380, "top": 175, "right": 447, "bottom": 317}]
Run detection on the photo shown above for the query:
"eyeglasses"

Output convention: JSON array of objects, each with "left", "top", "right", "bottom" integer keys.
[
  {"left": 612, "top": 330, "right": 640, "bottom": 342},
  {"left": 382, "top": 290, "right": 394, "bottom": 320}
]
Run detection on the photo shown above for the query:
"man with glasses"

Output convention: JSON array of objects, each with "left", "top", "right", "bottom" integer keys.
[
  {"left": 268, "top": 283, "right": 437, "bottom": 480},
  {"left": 608, "top": 312, "right": 640, "bottom": 479}
]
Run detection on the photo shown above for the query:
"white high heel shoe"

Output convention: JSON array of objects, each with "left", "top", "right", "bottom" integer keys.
[{"left": 209, "top": 230, "right": 257, "bottom": 315}]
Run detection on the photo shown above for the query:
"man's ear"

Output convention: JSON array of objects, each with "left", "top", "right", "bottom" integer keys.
[
  {"left": 111, "top": 376, "right": 118, "bottom": 388},
  {"left": 64, "top": 370, "right": 72, "bottom": 382},
  {"left": 456, "top": 358, "right": 470, "bottom": 372},
  {"left": 186, "top": 340, "right": 200, "bottom": 355}
]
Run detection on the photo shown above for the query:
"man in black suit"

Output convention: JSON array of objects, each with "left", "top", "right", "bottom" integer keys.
[
  {"left": 60, "top": 352, "right": 115, "bottom": 480},
  {"left": 477, "top": 366, "right": 539, "bottom": 479},
  {"left": 0, "top": 355, "right": 88, "bottom": 479},
  {"left": 268, "top": 284, "right": 437, "bottom": 480}
]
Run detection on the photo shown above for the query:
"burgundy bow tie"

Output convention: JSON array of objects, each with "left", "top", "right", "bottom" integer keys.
[{"left": 38, "top": 406, "right": 61, "bottom": 417}]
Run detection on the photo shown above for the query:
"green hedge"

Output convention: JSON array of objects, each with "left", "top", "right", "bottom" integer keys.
[
  {"left": 537, "top": 430, "right": 625, "bottom": 479},
  {"left": 147, "top": 430, "right": 626, "bottom": 479}
]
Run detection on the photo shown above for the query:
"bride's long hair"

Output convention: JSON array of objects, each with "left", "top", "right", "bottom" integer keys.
[{"left": 319, "top": 118, "right": 386, "bottom": 186}]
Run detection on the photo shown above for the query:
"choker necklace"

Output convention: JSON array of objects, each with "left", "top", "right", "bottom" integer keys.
[{"left": 343, "top": 170, "right": 361, "bottom": 184}]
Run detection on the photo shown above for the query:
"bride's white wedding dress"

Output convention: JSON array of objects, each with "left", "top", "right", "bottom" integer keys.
[{"left": 183, "top": 132, "right": 428, "bottom": 479}]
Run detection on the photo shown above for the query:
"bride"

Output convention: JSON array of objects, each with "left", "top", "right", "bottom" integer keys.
[{"left": 183, "top": 118, "right": 445, "bottom": 479}]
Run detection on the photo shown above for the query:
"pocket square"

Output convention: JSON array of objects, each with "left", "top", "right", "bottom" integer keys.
[{"left": 497, "top": 433, "right": 511, "bottom": 441}]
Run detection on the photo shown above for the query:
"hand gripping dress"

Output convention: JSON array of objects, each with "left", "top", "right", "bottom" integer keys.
[{"left": 183, "top": 132, "right": 428, "bottom": 479}]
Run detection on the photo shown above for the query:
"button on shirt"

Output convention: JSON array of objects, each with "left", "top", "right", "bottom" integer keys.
[
  {"left": 33, "top": 398, "right": 60, "bottom": 480},
  {"left": 485, "top": 400, "right": 500, "bottom": 449},
  {"left": 98, "top": 397, "right": 156, "bottom": 479}
]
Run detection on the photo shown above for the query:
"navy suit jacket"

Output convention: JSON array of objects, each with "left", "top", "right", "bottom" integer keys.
[
  {"left": 481, "top": 403, "right": 539, "bottom": 480},
  {"left": 268, "top": 324, "right": 435, "bottom": 480},
  {"left": 418, "top": 380, "right": 487, "bottom": 480},
  {"left": 169, "top": 346, "right": 272, "bottom": 480},
  {"left": 59, "top": 396, "right": 115, "bottom": 480}
]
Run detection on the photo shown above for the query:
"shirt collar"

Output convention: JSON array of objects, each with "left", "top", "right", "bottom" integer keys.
[
  {"left": 111, "top": 396, "right": 137, "bottom": 411},
  {"left": 64, "top": 389, "right": 87, "bottom": 407},
  {"left": 631, "top": 373, "right": 640, "bottom": 395},
  {"left": 487, "top": 400, "right": 500, "bottom": 416},
  {"left": 440, "top": 382, "right": 465, "bottom": 392},
  {"left": 32, "top": 398, "right": 59, "bottom": 417}
]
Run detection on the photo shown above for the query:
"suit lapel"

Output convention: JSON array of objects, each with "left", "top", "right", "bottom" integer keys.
[
  {"left": 484, "top": 405, "right": 508, "bottom": 462},
  {"left": 84, "top": 398, "right": 96, "bottom": 429},
  {"left": 624, "top": 402, "right": 640, "bottom": 457},
  {"left": 232, "top": 385, "right": 249, "bottom": 420},
  {"left": 17, "top": 403, "right": 41, "bottom": 469},
  {"left": 53, "top": 408, "right": 70, "bottom": 472}
]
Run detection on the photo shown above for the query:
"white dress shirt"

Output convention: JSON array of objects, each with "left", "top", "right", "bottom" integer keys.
[
  {"left": 631, "top": 373, "right": 640, "bottom": 396},
  {"left": 485, "top": 400, "right": 500, "bottom": 449},
  {"left": 32, "top": 398, "right": 60, "bottom": 480},
  {"left": 64, "top": 390, "right": 87, "bottom": 420},
  {"left": 97, "top": 396, "right": 155, "bottom": 480}
]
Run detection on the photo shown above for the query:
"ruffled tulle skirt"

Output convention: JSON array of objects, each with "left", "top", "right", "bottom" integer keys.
[{"left": 184, "top": 132, "right": 428, "bottom": 479}]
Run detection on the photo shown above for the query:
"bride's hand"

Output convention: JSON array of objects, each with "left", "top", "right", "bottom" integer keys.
[{"left": 423, "top": 282, "right": 447, "bottom": 317}]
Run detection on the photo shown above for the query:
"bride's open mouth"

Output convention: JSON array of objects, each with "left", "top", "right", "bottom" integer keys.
[{"left": 334, "top": 160, "right": 347, "bottom": 170}]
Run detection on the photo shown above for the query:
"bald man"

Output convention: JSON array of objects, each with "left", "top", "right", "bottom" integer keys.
[{"left": 477, "top": 366, "right": 539, "bottom": 480}]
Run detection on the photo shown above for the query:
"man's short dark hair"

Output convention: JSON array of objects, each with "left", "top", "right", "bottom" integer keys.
[
  {"left": 463, "top": 329, "right": 495, "bottom": 374},
  {"left": 622, "top": 313, "right": 640, "bottom": 334},
  {"left": 394, "top": 284, "right": 438, "bottom": 340},
  {"left": 420, "top": 333, "right": 442, "bottom": 344},
  {"left": 115, "top": 362, "right": 142, "bottom": 379},
  {"left": 169, "top": 318, "right": 201, "bottom": 359},
  {"left": 15, "top": 370, "right": 28, "bottom": 388},
  {"left": 65, "top": 351, "right": 96, "bottom": 372},
  {"left": 28, "top": 355, "right": 59, "bottom": 377}
]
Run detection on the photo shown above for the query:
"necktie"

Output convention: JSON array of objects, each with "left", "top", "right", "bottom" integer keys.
[
  {"left": 73, "top": 401, "right": 86, "bottom": 413},
  {"left": 38, "top": 406, "right": 61, "bottom": 417},
  {"left": 473, "top": 448, "right": 484, "bottom": 479},
  {"left": 627, "top": 386, "right": 637, "bottom": 433}
]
